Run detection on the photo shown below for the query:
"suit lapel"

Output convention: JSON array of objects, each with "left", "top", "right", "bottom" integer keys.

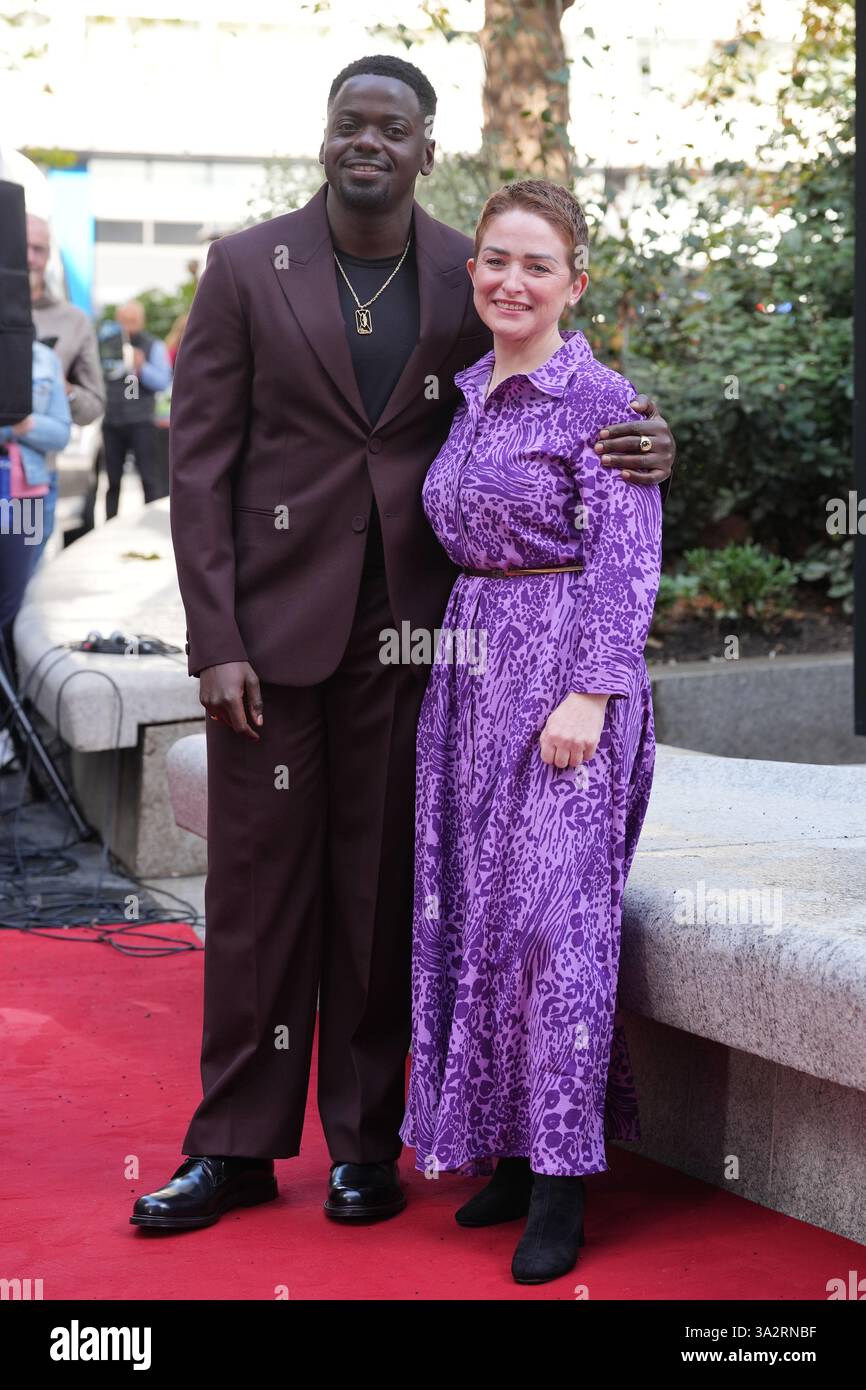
[
  {"left": 269, "top": 183, "right": 368, "bottom": 426},
  {"left": 269, "top": 181, "right": 471, "bottom": 433}
]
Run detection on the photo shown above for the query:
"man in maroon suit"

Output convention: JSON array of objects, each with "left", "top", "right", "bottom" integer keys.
[{"left": 131, "top": 54, "right": 675, "bottom": 1232}]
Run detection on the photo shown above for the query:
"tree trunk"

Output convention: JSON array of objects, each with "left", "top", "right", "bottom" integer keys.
[{"left": 480, "top": 0, "right": 576, "bottom": 185}]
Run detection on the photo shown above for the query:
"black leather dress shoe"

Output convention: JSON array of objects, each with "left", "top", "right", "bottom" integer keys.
[
  {"left": 130, "top": 1155, "right": 277, "bottom": 1231},
  {"left": 323, "top": 1160, "right": 406, "bottom": 1222}
]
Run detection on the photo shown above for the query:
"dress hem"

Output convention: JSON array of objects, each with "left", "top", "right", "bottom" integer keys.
[{"left": 400, "top": 1125, "right": 615, "bottom": 1179}]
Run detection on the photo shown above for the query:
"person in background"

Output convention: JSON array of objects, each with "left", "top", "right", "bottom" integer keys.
[
  {"left": 0, "top": 339, "right": 71, "bottom": 679},
  {"left": 27, "top": 213, "right": 106, "bottom": 428},
  {"left": 101, "top": 300, "right": 172, "bottom": 519},
  {"left": 26, "top": 212, "right": 105, "bottom": 551}
]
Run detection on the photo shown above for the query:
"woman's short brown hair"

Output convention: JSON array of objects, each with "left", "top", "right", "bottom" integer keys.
[{"left": 473, "top": 179, "right": 589, "bottom": 274}]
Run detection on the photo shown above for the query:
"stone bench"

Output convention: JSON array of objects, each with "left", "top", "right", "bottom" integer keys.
[
  {"left": 13, "top": 497, "right": 206, "bottom": 877},
  {"left": 618, "top": 746, "right": 866, "bottom": 1245},
  {"left": 165, "top": 736, "right": 866, "bottom": 1243}
]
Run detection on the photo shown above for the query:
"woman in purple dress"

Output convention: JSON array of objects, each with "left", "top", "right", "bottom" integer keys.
[{"left": 399, "top": 180, "right": 663, "bottom": 1284}]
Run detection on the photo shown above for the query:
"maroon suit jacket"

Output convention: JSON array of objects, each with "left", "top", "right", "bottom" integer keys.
[{"left": 169, "top": 180, "right": 493, "bottom": 684}]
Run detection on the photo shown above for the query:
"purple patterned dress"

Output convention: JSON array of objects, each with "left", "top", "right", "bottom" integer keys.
[{"left": 399, "top": 329, "right": 663, "bottom": 1179}]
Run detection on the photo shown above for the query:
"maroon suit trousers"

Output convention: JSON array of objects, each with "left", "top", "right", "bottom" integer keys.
[{"left": 182, "top": 569, "right": 426, "bottom": 1160}]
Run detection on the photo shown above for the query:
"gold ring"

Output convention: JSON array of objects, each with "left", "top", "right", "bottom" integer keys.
[{"left": 639, "top": 435, "right": 653, "bottom": 453}]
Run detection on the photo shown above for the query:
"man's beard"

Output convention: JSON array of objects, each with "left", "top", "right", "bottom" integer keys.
[{"left": 337, "top": 174, "right": 392, "bottom": 212}]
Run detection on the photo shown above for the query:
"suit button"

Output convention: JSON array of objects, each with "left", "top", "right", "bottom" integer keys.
[
  {"left": 368, "top": 436, "right": 382, "bottom": 454},
  {"left": 351, "top": 515, "right": 367, "bottom": 532}
]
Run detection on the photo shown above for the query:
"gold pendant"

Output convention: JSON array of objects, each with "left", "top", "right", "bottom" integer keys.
[{"left": 355, "top": 307, "right": 373, "bottom": 335}]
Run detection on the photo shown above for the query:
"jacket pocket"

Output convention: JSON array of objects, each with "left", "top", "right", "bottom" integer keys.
[{"left": 18, "top": 444, "right": 53, "bottom": 488}]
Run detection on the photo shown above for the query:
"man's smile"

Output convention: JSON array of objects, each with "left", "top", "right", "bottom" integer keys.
[{"left": 344, "top": 161, "right": 388, "bottom": 178}]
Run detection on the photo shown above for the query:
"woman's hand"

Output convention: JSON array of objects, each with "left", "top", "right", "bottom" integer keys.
[
  {"left": 539, "top": 692, "right": 609, "bottom": 768},
  {"left": 11, "top": 416, "right": 34, "bottom": 437}
]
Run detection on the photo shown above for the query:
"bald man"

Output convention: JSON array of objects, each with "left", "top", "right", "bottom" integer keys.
[{"left": 101, "top": 298, "right": 172, "bottom": 519}]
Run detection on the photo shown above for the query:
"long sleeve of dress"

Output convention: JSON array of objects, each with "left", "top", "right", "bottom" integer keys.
[{"left": 569, "top": 376, "right": 663, "bottom": 699}]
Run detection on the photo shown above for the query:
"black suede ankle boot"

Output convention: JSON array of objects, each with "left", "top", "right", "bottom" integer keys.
[
  {"left": 455, "top": 1156, "right": 533, "bottom": 1227},
  {"left": 511, "top": 1173, "right": 586, "bottom": 1283}
]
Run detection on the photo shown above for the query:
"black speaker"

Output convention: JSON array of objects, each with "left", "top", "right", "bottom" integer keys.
[{"left": 0, "top": 179, "right": 35, "bottom": 426}]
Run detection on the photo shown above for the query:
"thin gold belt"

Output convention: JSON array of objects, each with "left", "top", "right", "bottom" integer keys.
[{"left": 461, "top": 563, "right": 584, "bottom": 579}]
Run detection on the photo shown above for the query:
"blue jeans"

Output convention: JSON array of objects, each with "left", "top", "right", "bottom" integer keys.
[
  {"left": 0, "top": 471, "right": 57, "bottom": 650},
  {"left": 26, "top": 470, "right": 58, "bottom": 573}
]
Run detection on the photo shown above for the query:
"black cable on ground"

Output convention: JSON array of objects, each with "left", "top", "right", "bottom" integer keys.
[{"left": 0, "top": 637, "right": 204, "bottom": 959}]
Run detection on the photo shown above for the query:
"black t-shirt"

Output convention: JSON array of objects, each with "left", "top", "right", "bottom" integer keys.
[{"left": 332, "top": 229, "right": 420, "bottom": 573}]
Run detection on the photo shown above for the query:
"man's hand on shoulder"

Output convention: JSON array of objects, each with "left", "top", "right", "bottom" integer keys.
[
  {"left": 593, "top": 395, "right": 676, "bottom": 487},
  {"left": 200, "top": 661, "right": 263, "bottom": 739}
]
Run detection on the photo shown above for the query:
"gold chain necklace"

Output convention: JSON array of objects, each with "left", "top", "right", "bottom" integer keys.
[{"left": 333, "top": 233, "right": 412, "bottom": 335}]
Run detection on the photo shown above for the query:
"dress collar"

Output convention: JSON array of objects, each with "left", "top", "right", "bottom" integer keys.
[{"left": 455, "top": 327, "right": 592, "bottom": 405}]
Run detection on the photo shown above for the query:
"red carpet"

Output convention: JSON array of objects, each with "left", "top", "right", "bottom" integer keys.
[{"left": 1, "top": 926, "right": 858, "bottom": 1301}]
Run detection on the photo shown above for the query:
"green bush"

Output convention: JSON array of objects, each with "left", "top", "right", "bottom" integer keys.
[
  {"left": 795, "top": 536, "right": 855, "bottom": 614},
  {"left": 678, "top": 543, "right": 798, "bottom": 620},
  {"left": 653, "top": 571, "right": 701, "bottom": 622},
  {"left": 566, "top": 0, "right": 854, "bottom": 577}
]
